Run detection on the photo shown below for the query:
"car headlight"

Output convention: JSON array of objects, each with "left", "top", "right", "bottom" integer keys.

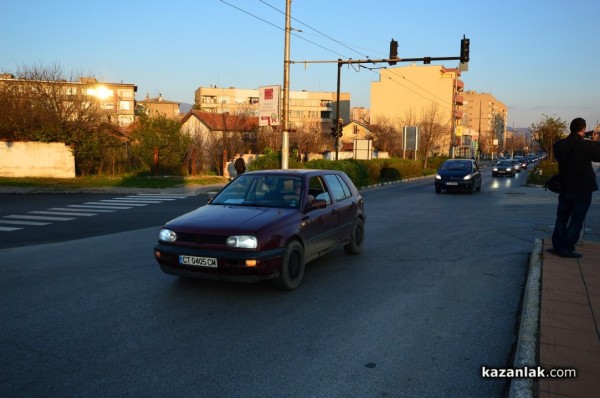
[
  {"left": 493, "top": 167, "right": 498, "bottom": 171},
  {"left": 435, "top": 174, "right": 441, "bottom": 180},
  {"left": 507, "top": 167, "right": 512, "bottom": 171},
  {"left": 159, "top": 228, "right": 177, "bottom": 242},
  {"left": 226, "top": 235, "right": 258, "bottom": 249},
  {"left": 463, "top": 174, "right": 473, "bottom": 180}
]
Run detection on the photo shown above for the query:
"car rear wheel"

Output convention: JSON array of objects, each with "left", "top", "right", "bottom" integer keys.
[
  {"left": 272, "top": 240, "right": 305, "bottom": 290},
  {"left": 344, "top": 218, "right": 364, "bottom": 255}
]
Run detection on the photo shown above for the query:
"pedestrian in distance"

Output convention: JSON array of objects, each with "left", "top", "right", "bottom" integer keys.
[
  {"left": 234, "top": 154, "right": 246, "bottom": 176},
  {"left": 550, "top": 117, "right": 600, "bottom": 258}
]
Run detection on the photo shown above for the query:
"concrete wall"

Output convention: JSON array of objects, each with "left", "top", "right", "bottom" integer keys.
[{"left": 0, "top": 141, "right": 76, "bottom": 178}]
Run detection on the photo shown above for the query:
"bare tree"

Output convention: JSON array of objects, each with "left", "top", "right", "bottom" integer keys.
[
  {"left": 531, "top": 114, "right": 567, "bottom": 162},
  {"left": 370, "top": 115, "right": 402, "bottom": 156},
  {"left": 417, "top": 104, "right": 450, "bottom": 169}
]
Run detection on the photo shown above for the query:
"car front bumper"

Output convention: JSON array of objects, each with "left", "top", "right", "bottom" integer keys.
[
  {"left": 154, "top": 243, "right": 287, "bottom": 282},
  {"left": 435, "top": 180, "right": 474, "bottom": 191}
]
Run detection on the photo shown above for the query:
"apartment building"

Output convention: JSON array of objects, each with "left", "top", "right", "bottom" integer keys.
[
  {"left": 0, "top": 74, "right": 137, "bottom": 127},
  {"left": 194, "top": 86, "right": 351, "bottom": 131},
  {"left": 462, "top": 90, "right": 508, "bottom": 155},
  {"left": 370, "top": 64, "right": 468, "bottom": 156},
  {"left": 136, "top": 93, "right": 181, "bottom": 119}
]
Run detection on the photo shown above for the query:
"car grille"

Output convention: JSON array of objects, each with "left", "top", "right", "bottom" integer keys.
[{"left": 176, "top": 232, "right": 228, "bottom": 245}]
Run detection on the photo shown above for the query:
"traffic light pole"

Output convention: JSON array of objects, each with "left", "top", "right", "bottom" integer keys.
[{"left": 291, "top": 36, "right": 469, "bottom": 161}]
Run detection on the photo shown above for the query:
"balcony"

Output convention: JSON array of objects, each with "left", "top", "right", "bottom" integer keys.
[
  {"left": 453, "top": 94, "right": 464, "bottom": 105},
  {"left": 453, "top": 110, "right": 463, "bottom": 119}
]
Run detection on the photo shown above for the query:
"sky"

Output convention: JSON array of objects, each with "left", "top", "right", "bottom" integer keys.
[{"left": 2, "top": 0, "right": 599, "bottom": 129}]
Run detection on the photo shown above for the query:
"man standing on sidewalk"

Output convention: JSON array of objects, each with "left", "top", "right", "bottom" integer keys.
[{"left": 550, "top": 117, "right": 600, "bottom": 258}]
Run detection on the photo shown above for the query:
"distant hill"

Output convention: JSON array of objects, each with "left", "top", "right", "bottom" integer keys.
[{"left": 180, "top": 103, "right": 193, "bottom": 114}]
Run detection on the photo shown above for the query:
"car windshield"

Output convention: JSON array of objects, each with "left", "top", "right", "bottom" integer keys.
[
  {"left": 210, "top": 174, "right": 303, "bottom": 209},
  {"left": 441, "top": 161, "right": 470, "bottom": 171},
  {"left": 498, "top": 161, "right": 511, "bottom": 166}
]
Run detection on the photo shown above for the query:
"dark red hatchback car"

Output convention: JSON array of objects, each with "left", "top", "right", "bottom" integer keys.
[{"left": 153, "top": 169, "right": 366, "bottom": 290}]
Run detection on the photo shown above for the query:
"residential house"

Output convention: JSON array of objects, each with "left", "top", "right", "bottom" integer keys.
[
  {"left": 136, "top": 93, "right": 181, "bottom": 119},
  {"left": 180, "top": 110, "right": 259, "bottom": 176}
]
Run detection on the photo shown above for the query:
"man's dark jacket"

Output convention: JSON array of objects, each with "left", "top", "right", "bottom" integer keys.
[{"left": 553, "top": 133, "right": 600, "bottom": 193}]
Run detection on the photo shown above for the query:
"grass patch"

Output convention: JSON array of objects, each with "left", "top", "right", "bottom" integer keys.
[
  {"left": 0, "top": 175, "right": 229, "bottom": 189},
  {"left": 526, "top": 160, "right": 558, "bottom": 186}
]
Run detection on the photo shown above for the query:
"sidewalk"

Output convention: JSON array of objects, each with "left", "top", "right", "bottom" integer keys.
[
  {"left": 512, "top": 238, "right": 600, "bottom": 398},
  {"left": 538, "top": 239, "right": 600, "bottom": 397}
]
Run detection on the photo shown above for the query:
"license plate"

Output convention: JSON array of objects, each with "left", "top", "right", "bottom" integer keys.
[
  {"left": 179, "top": 255, "right": 217, "bottom": 267},
  {"left": 446, "top": 182, "right": 458, "bottom": 186}
]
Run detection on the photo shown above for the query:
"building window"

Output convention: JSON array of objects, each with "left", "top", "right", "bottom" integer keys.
[
  {"left": 119, "top": 101, "right": 131, "bottom": 111},
  {"left": 118, "top": 89, "right": 133, "bottom": 99}
]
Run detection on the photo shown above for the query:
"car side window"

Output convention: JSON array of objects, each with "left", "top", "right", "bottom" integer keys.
[
  {"left": 323, "top": 174, "right": 350, "bottom": 202},
  {"left": 308, "top": 176, "right": 330, "bottom": 204}
]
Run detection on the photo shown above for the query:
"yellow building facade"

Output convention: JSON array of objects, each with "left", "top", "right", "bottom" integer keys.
[
  {"left": 462, "top": 90, "right": 507, "bottom": 155},
  {"left": 370, "top": 64, "right": 469, "bottom": 156}
]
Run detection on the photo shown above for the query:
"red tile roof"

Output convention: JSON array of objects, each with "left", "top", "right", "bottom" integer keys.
[{"left": 182, "top": 110, "right": 259, "bottom": 132}]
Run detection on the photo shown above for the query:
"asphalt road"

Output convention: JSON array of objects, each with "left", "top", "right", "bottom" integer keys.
[{"left": 2, "top": 169, "right": 596, "bottom": 397}]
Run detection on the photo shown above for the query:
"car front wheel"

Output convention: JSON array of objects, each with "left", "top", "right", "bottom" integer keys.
[
  {"left": 272, "top": 240, "right": 305, "bottom": 290},
  {"left": 344, "top": 218, "right": 364, "bottom": 255}
]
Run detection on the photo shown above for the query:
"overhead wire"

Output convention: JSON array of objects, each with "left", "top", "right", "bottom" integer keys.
[{"left": 220, "top": 0, "right": 456, "bottom": 113}]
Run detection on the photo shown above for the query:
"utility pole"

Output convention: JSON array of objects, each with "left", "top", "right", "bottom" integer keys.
[
  {"left": 281, "top": 0, "right": 291, "bottom": 169},
  {"left": 335, "top": 60, "right": 342, "bottom": 161}
]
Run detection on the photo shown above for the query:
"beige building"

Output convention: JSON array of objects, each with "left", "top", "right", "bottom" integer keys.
[
  {"left": 136, "top": 93, "right": 181, "bottom": 119},
  {"left": 462, "top": 90, "right": 507, "bottom": 155},
  {"left": 370, "top": 64, "right": 467, "bottom": 156},
  {"left": 194, "top": 86, "right": 351, "bottom": 131},
  {"left": 0, "top": 74, "right": 137, "bottom": 127}
]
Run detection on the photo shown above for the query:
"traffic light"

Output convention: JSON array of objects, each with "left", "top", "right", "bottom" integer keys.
[
  {"left": 331, "top": 120, "right": 343, "bottom": 137},
  {"left": 460, "top": 36, "right": 470, "bottom": 63},
  {"left": 389, "top": 39, "right": 398, "bottom": 65}
]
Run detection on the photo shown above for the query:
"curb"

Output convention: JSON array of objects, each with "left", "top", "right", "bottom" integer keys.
[{"left": 509, "top": 238, "right": 542, "bottom": 398}]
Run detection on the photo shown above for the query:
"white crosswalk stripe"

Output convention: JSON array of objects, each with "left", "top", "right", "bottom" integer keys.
[
  {"left": 4, "top": 215, "right": 75, "bottom": 221},
  {"left": 30, "top": 210, "right": 98, "bottom": 217},
  {"left": 0, "top": 194, "right": 191, "bottom": 233},
  {"left": 66, "top": 205, "right": 120, "bottom": 213},
  {"left": 0, "top": 226, "right": 22, "bottom": 231},
  {"left": 0, "top": 219, "right": 50, "bottom": 226}
]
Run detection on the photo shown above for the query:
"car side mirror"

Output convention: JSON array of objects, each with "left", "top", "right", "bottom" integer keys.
[{"left": 309, "top": 199, "right": 327, "bottom": 210}]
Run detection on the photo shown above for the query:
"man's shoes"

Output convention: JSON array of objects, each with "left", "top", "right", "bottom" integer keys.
[
  {"left": 559, "top": 251, "right": 582, "bottom": 258},
  {"left": 546, "top": 248, "right": 583, "bottom": 258}
]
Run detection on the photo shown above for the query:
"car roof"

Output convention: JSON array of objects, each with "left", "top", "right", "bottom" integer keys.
[{"left": 243, "top": 169, "right": 343, "bottom": 176}]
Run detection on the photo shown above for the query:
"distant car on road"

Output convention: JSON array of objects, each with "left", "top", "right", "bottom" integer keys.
[
  {"left": 509, "top": 159, "right": 522, "bottom": 172},
  {"left": 435, "top": 158, "right": 482, "bottom": 194},
  {"left": 514, "top": 156, "right": 528, "bottom": 170},
  {"left": 153, "top": 169, "right": 366, "bottom": 290},
  {"left": 492, "top": 160, "right": 516, "bottom": 177}
]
